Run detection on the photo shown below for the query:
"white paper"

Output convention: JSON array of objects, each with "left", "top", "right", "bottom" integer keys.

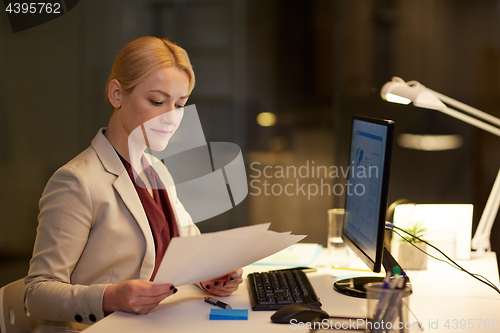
[
  {"left": 153, "top": 223, "right": 306, "bottom": 286},
  {"left": 253, "top": 243, "right": 323, "bottom": 266}
]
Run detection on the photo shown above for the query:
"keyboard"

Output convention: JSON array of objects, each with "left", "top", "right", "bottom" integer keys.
[{"left": 247, "top": 269, "right": 322, "bottom": 311}]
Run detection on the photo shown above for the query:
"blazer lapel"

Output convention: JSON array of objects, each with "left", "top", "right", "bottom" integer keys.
[{"left": 91, "top": 128, "right": 155, "bottom": 280}]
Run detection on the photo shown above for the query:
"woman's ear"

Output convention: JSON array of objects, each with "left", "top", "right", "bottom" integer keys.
[{"left": 108, "top": 79, "right": 122, "bottom": 109}]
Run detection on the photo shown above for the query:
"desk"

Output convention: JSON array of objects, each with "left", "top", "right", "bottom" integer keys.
[{"left": 83, "top": 251, "right": 500, "bottom": 333}]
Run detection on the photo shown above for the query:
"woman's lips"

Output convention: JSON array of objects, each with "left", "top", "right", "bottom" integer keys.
[{"left": 150, "top": 129, "right": 172, "bottom": 137}]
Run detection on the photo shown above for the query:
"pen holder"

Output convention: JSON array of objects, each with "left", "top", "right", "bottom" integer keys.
[{"left": 365, "top": 282, "right": 411, "bottom": 333}]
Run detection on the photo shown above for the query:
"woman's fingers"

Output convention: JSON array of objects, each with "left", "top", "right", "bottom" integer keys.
[
  {"left": 201, "top": 269, "right": 244, "bottom": 296},
  {"left": 103, "top": 280, "right": 177, "bottom": 315}
]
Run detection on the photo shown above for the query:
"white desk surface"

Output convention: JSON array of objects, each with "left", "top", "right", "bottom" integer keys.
[{"left": 83, "top": 251, "right": 500, "bottom": 333}]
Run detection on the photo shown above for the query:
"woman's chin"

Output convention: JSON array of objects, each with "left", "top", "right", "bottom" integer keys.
[{"left": 148, "top": 138, "right": 170, "bottom": 152}]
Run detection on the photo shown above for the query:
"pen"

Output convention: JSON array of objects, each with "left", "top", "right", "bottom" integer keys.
[{"left": 204, "top": 296, "right": 232, "bottom": 309}]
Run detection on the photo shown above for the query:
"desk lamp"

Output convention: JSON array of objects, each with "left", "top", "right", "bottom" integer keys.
[{"left": 380, "top": 77, "right": 500, "bottom": 253}]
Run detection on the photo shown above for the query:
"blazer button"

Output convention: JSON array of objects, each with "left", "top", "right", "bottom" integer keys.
[
  {"left": 74, "top": 314, "right": 83, "bottom": 322},
  {"left": 89, "top": 314, "right": 96, "bottom": 322}
]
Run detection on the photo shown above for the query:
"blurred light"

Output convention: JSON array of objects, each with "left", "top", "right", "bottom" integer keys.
[
  {"left": 397, "top": 134, "right": 463, "bottom": 151},
  {"left": 268, "top": 136, "right": 288, "bottom": 152},
  {"left": 257, "top": 112, "right": 277, "bottom": 127},
  {"left": 385, "top": 93, "right": 411, "bottom": 105}
]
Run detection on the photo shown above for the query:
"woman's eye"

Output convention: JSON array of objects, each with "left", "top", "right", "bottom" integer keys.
[
  {"left": 176, "top": 105, "right": 185, "bottom": 110},
  {"left": 150, "top": 100, "right": 163, "bottom": 106}
]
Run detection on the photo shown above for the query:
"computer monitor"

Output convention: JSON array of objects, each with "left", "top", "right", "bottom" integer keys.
[{"left": 333, "top": 115, "right": 409, "bottom": 298}]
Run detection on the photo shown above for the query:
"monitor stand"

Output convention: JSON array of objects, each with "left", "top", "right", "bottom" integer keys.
[{"left": 333, "top": 247, "right": 411, "bottom": 298}]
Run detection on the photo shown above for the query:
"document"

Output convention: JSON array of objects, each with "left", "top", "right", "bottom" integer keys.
[
  {"left": 252, "top": 243, "right": 323, "bottom": 266},
  {"left": 153, "top": 223, "right": 305, "bottom": 286}
]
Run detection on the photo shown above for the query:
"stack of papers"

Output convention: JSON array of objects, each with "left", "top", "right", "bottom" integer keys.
[
  {"left": 154, "top": 223, "right": 305, "bottom": 286},
  {"left": 252, "top": 243, "right": 322, "bottom": 267}
]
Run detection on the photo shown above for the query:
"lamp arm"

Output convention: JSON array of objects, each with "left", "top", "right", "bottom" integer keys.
[
  {"left": 427, "top": 91, "right": 500, "bottom": 252},
  {"left": 471, "top": 169, "right": 500, "bottom": 252},
  {"left": 428, "top": 88, "right": 500, "bottom": 128},
  {"left": 436, "top": 105, "right": 500, "bottom": 251},
  {"left": 438, "top": 106, "right": 500, "bottom": 138}
]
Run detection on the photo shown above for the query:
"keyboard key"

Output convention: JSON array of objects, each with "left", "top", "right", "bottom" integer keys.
[{"left": 247, "top": 269, "right": 321, "bottom": 311}]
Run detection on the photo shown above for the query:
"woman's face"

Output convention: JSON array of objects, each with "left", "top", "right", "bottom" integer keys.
[{"left": 119, "top": 66, "right": 190, "bottom": 152}]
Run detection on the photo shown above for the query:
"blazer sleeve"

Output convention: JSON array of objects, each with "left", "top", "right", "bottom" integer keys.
[{"left": 25, "top": 166, "right": 107, "bottom": 325}]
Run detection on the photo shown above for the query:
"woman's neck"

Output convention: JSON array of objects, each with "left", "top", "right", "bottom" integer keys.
[{"left": 105, "top": 109, "right": 146, "bottom": 171}]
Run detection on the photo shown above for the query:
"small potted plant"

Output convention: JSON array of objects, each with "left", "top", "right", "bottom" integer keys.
[{"left": 398, "top": 222, "right": 428, "bottom": 270}]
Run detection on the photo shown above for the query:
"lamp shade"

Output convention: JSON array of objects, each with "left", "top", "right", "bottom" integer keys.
[{"left": 381, "top": 77, "right": 447, "bottom": 111}]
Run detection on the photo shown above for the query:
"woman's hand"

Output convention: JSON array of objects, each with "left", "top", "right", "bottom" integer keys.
[
  {"left": 200, "top": 269, "right": 243, "bottom": 297},
  {"left": 103, "top": 279, "right": 177, "bottom": 315}
]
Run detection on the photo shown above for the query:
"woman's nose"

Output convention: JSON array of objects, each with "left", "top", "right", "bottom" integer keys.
[{"left": 160, "top": 107, "right": 179, "bottom": 125}]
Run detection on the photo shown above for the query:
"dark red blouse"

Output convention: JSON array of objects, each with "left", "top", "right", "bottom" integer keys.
[{"left": 118, "top": 154, "right": 179, "bottom": 281}]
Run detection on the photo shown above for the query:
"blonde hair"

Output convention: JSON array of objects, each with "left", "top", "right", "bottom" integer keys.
[{"left": 106, "top": 36, "right": 195, "bottom": 103}]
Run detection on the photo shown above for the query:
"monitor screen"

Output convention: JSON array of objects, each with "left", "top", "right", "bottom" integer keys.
[{"left": 341, "top": 115, "right": 394, "bottom": 273}]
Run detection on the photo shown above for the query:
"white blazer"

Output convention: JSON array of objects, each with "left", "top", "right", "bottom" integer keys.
[{"left": 25, "top": 128, "right": 200, "bottom": 332}]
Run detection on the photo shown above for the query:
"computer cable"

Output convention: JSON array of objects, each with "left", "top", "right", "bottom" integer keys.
[{"left": 385, "top": 222, "right": 500, "bottom": 295}]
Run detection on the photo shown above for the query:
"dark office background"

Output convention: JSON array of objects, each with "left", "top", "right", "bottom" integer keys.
[{"left": 1, "top": 0, "right": 500, "bottom": 285}]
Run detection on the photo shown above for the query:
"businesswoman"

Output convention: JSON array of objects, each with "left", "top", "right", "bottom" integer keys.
[{"left": 25, "top": 36, "right": 243, "bottom": 332}]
